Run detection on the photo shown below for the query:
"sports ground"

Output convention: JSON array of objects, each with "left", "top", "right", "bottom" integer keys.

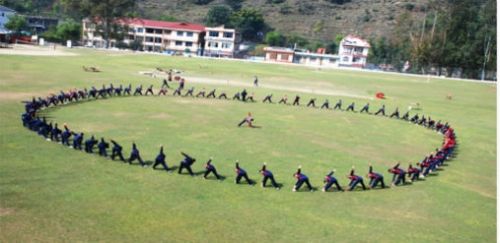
[{"left": 0, "top": 47, "right": 496, "bottom": 242}]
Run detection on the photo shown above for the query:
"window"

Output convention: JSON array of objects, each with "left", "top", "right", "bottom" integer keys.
[
  {"left": 186, "top": 32, "right": 193, "bottom": 37},
  {"left": 145, "top": 37, "right": 154, "bottom": 43},
  {"left": 310, "top": 57, "right": 317, "bottom": 62},
  {"left": 185, "top": 42, "right": 193, "bottom": 47},
  {"left": 214, "top": 42, "right": 219, "bottom": 48},
  {"left": 329, "top": 58, "right": 336, "bottom": 63},
  {"left": 354, "top": 47, "right": 364, "bottom": 53},
  {"left": 207, "top": 42, "right": 211, "bottom": 47},
  {"left": 164, "top": 30, "right": 171, "bottom": 35},
  {"left": 353, "top": 57, "right": 361, "bottom": 63},
  {"left": 222, "top": 43, "right": 232, "bottom": 49},
  {"left": 270, "top": 53, "right": 277, "bottom": 60},
  {"left": 342, "top": 56, "right": 349, "bottom": 62},
  {"left": 209, "top": 31, "right": 219, "bottom": 37},
  {"left": 175, "top": 41, "right": 182, "bottom": 46},
  {"left": 281, "top": 54, "right": 289, "bottom": 60},
  {"left": 146, "top": 28, "right": 154, "bottom": 33},
  {"left": 223, "top": 32, "right": 233, "bottom": 38},
  {"left": 177, "top": 31, "right": 184, "bottom": 36},
  {"left": 155, "top": 37, "right": 162, "bottom": 43}
]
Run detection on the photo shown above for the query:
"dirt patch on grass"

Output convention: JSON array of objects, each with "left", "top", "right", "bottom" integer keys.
[
  {"left": 149, "top": 112, "right": 172, "bottom": 120},
  {"left": 0, "top": 207, "right": 15, "bottom": 216}
]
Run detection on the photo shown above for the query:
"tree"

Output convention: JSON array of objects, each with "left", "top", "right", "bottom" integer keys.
[
  {"left": 224, "top": 0, "right": 244, "bottom": 10},
  {"left": 61, "top": 0, "right": 136, "bottom": 48},
  {"left": 229, "top": 8, "right": 267, "bottom": 41},
  {"left": 5, "top": 15, "right": 28, "bottom": 35},
  {"left": 264, "top": 31, "right": 286, "bottom": 46},
  {"left": 206, "top": 5, "right": 233, "bottom": 27},
  {"left": 191, "top": 0, "right": 213, "bottom": 5},
  {"left": 56, "top": 19, "right": 81, "bottom": 41}
]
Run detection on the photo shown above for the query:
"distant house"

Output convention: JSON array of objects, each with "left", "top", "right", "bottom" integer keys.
[
  {"left": 82, "top": 18, "right": 206, "bottom": 54},
  {"left": 26, "top": 16, "right": 59, "bottom": 34},
  {"left": 263, "top": 46, "right": 294, "bottom": 63},
  {"left": 264, "top": 46, "right": 340, "bottom": 67},
  {"left": 294, "top": 48, "right": 339, "bottom": 67},
  {"left": 338, "top": 35, "right": 370, "bottom": 68},
  {"left": 0, "top": 5, "right": 16, "bottom": 34},
  {"left": 204, "top": 25, "right": 236, "bottom": 58}
]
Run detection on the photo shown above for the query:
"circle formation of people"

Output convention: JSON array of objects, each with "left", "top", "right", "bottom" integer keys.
[{"left": 21, "top": 75, "right": 457, "bottom": 192}]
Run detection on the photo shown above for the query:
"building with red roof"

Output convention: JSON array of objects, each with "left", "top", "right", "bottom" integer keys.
[{"left": 82, "top": 17, "right": 207, "bottom": 54}]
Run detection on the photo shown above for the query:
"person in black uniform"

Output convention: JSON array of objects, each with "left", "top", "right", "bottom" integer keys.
[
  {"left": 171, "top": 87, "right": 180, "bottom": 96},
  {"left": 334, "top": 99, "right": 342, "bottom": 110},
  {"left": 359, "top": 103, "right": 370, "bottom": 113},
  {"left": 50, "top": 123, "right": 61, "bottom": 142},
  {"left": 133, "top": 85, "right": 143, "bottom": 96},
  {"left": 307, "top": 98, "right": 316, "bottom": 108},
  {"left": 61, "top": 124, "right": 72, "bottom": 146},
  {"left": 390, "top": 108, "right": 400, "bottom": 119},
  {"left": 322, "top": 170, "right": 344, "bottom": 192},
  {"left": 320, "top": 99, "right": 329, "bottom": 109},
  {"left": 196, "top": 88, "right": 206, "bottom": 98},
  {"left": 278, "top": 95, "right": 288, "bottom": 104},
  {"left": 206, "top": 89, "right": 217, "bottom": 98},
  {"left": 128, "top": 142, "right": 146, "bottom": 167},
  {"left": 292, "top": 95, "right": 300, "bottom": 106},
  {"left": 124, "top": 84, "right": 132, "bottom": 95},
  {"left": 114, "top": 85, "right": 123, "bottom": 96},
  {"left": 152, "top": 145, "right": 170, "bottom": 171},
  {"left": 374, "top": 105, "right": 386, "bottom": 116},
  {"left": 218, "top": 92, "right": 228, "bottom": 99},
  {"left": 183, "top": 87, "right": 195, "bottom": 97},
  {"left": 293, "top": 166, "right": 313, "bottom": 192},
  {"left": 262, "top": 94, "right": 273, "bottom": 103},
  {"left": 158, "top": 86, "right": 168, "bottom": 96},
  {"left": 72, "top": 132, "right": 84, "bottom": 150},
  {"left": 232, "top": 92, "right": 241, "bottom": 101},
  {"left": 401, "top": 111, "right": 410, "bottom": 121},
  {"left": 178, "top": 152, "right": 196, "bottom": 176},
  {"left": 259, "top": 163, "right": 280, "bottom": 189},
  {"left": 145, "top": 85, "right": 154, "bottom": 96},
  {"left": 235, "top": 161, "right": 253, "bottom": 185},
  {"left": 84, "top": 135, "right": 98, "bottom": 153},
  {"left": 203, "top": 158, "right": 221, "bottom": 180},
  {"left": 241, "top": 89, "right": 248, "bottom": 101},
  {"left": 345, "top": 102, "right": 355, "bottom": 112},
  {"left": 111, "top": 140, "right": 126, "bottom": 162},
  {"left": 98, "top": 138, "right": 109, "bottom": 157}
]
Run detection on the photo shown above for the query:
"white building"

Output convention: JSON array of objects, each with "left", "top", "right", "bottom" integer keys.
[
  {"left": 204, "top": 25, "right": 235, "bottom": 58},
  {"left": 82, "top": 18, "right": 205, "bottom": 54},
  {"left": 294, "top": 50, "right": 339, "bottom": 67},
  {"left": 338, "top": 35, "right": 370, "bottom": 68},
  {"left": 0, "top": 5, "right": 16, "bottom": 34}
]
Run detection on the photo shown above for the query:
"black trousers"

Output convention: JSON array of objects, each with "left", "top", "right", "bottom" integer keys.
[
  {"left": 111, "top": 150, "right": 125, "bottom": 161},
  {"left": 295, "top": 178, "right": 312, "bottom": 190},
  {"left": 153, "top": 160, "right": 169, "bottom": 171},
  {"left": 263, "top": 175, "right": 278, "bottom": 188},
  {"left": 236, "top": 173, "right": 252, "bottom": 184},
  {"left": 204, "top": 168, "right": 221, "bottom": 179},
  {"left": 263, "top": 97, "right": 272, "bottom": 103},
  {"left": 178, "top": 162, "right": 194, "bottom": 175},
  {"left": 324, "top": 180, "right": 343, "bottom": 191},
  {"left": 129, "top": 154, "right": 145, "bottom": 166}
]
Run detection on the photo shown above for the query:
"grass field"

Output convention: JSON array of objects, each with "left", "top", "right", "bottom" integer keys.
[{"left": 0, "top": 47, "right": 496, "bottom": 242}]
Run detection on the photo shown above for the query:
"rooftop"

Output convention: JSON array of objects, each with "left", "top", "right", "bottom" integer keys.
[
  {"left": 119, "top": 18, "right": 205, "bottom": 32},
  {"left": 0, "top": 5, "right": 16, "bottom": 13},
  {"left": 341, "top": 34, "right": 370, "bottom": 48}
]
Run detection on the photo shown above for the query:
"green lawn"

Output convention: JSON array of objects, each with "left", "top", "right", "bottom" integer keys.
[{"left": 0, "top": 48, "right": 496, "bottom": 242}]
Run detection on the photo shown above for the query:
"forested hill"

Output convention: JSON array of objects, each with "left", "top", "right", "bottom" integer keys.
[
  {"left": 3, "top": 0, "right": 429, "bottom": 41},
  {"left": 135, "top": 0, "right": 429, "bottom": 41}
]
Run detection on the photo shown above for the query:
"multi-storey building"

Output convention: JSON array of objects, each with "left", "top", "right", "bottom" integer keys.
[
  {"left": 203, "top": 25, "right": 236, "bottom": 58},
  {"left": 338, "top": 35, "right": 370, "bottom": 68},
  {"left": 82, "top": 18, "right": 205, "bottom": 54},
  {"left": 0, "top": 5, "right": 15, "bottom": 34}
]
